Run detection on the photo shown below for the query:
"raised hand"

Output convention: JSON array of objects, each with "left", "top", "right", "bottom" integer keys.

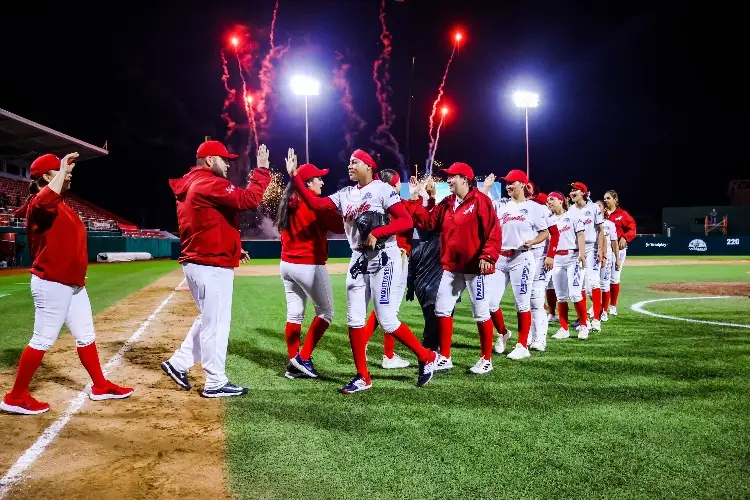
[
  {"left": 285, "top": 148, "right": 297, "bottom": 176},
  {"left": 60, "top": 152, "right": 79, "bottom": 173},
  {"left": 425, "top": 176, "right": 436, "bottom": 197},
  {"left": 257, "top": 144, "right": 269, "bottom": 169},
  {"left": 408, "top": 176, "right": 421, "bottom": 200},
  {"left": 483, "top": 173, "right": 495, "bottom": 189}
]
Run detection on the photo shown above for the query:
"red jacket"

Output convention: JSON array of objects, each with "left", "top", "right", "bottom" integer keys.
[
  {"left": 396, "top": 199, "right": 421, "bottom": 256},
  {"left": 281, "top": 192, "right": 344, "bottom": 265},
  {"left": 170, "top": 167, "right": 271, "bottom": 268},
  {"left": 409, "top": 188, "right": 501, "bottom": 274},
  {"left": 26, "top": 187, "right": 88, "bottom": 287},
  {"left": 608, "top": 207, "right": 636, "bottom": 243}
]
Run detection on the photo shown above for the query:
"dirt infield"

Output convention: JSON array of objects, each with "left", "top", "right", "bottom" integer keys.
[
  {"left": 0, "top": 270, "right": 227, "bottom": 500},
  {"left": 627, "top": 259, "right": 750, "bottom": 266},
  {"left": 649, "top": 282, "right": 750, "bottom": 296},
  {"left": 235, "top": 262, "right": 350, "bottom": 277}
]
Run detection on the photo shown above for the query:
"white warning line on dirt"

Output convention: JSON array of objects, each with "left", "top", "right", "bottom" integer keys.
[
  {"left": 631, "top": 296, "right": 750, "bottom": 329},
  {"left": 0, "top": 278, "right": 186, "bottom": 499}
]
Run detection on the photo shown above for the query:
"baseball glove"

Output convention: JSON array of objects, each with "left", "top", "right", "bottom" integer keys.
[{"left": 355, "top": 210, "right": 389, "bottom": 251}]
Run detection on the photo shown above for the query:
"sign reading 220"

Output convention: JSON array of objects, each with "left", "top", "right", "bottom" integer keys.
[{"left": 727, "top": 238, "right": 740, "bottom": 246}]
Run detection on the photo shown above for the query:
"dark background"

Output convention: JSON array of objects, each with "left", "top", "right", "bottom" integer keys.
[{"left": 1, "top": 0, "right": 746, "bottom": 232}]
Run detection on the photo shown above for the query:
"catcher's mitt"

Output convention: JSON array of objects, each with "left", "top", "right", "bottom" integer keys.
[{"left": 355, "top": 210, "right": 389, "bottom": 251}]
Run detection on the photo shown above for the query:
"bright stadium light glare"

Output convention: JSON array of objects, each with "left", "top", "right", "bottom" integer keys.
[
  {"left": 291, "top": 76, "right": 320, "bottom": 96},
  {"left": 513, "top": 90, "right": 539, "bottom": 108}
]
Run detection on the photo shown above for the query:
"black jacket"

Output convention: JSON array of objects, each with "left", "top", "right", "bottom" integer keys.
[{"left": 406, "top": 228, "right": 444, "bottom": 307}]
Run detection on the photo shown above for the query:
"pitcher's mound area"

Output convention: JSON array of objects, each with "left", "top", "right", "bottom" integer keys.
[{"left": 650, "top": 282, "right": 750, "bottom": 296}]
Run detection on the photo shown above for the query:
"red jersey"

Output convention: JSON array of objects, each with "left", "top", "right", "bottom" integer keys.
[
  {"left": 395, "top": 199, "right": 421, "bottom": 256},
  {"left": 170, "top": 167, "right": 271, "bottom": 268},
  {"left": 409, "top": 188, "right": 501, "bottom": 274},
  {"left": 281, "top": 192, "right": 344, "bottom": 265},
  {"left": 608, "top": 207, "right": 636, "bottom": 243},
  {"left": 26, "top": 186, "right": 88, "bottom": 287}
]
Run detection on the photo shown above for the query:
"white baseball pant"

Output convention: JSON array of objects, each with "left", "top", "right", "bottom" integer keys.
[
  {"left": 279, "top": 262, "right": 334, "bottom": 324},
  {"left": 583, "top": 245, "right": 601, "bottom": 295},
  {"left": 346, "top": 245, "right": 404, "bottom": 333},
  {"left": 611, "top": 248, "right": 627, "bottom": 284},
  {"left": 435, "top": 271, "right": 490, "bottom": 322},
  {"left": 551, "top": 253, "right": 585, "bottom": 302},
  {"left": 600, "top": 251, "right": 615, "bottom": 292},
  {"left": 28, "top": 275, "right": 96, "bottom": 351},
  {"left": 488, "top": 251, "right": 536, "bottom": 314},
  {"left": 169, "top": 263, "right": 234, "bottom": 391},
  {"left": 529, "top": 247, "right": 552, "bottom": 342}
]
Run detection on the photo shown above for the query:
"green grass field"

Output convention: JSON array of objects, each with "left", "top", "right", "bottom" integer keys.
[{"left": 1, "top": 257, "right": 748, "bottom": 498}]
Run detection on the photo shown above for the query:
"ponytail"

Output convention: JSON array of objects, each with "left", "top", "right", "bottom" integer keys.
[{"left": 275, "top": 181, "right": 296, "bottom": 232}]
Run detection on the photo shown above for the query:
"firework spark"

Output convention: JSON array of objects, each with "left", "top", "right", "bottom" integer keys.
[
  {"left": 269, "top": 0, "right": 280, "bottom": 50},
  {"left": 427, "top": 107, "right": 448, "bottom": 173},
  {"left": 333, "top": 51, "right": 366, "bottom": 159},
  {"left": 260, "top": 169, "right": 285, "bottom": 220},
  {"left": 427, "top": 46, "right": 456, "bottom": 158},
  {"left": 220, "top": 49, "right": 238, "bottom": 138}
]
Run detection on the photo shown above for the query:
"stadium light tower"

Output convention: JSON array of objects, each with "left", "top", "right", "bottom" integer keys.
[
  {"left": 513, "top": 90, "right": 539, "bottom": 178},
  {"left": 291, "top": 76, "right": 321, "bottom": 164}
]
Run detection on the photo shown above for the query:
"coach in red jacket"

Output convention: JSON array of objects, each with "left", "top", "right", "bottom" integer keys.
[
  {"left": 408, "top": 162, "right": 501, "bottom": 373},
  {"left": 161, "top": 141, "right": 271, "bottom": 398}
]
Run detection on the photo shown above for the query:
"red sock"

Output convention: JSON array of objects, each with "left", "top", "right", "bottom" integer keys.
[
  {"left": 603, "top": 290, "right": 611, "bottom": 311},
  {"left": 611, "top": 283, "right": 621, "bottom": 306},
  {"left": 388, "top": 323, "right": 434, "bottom": 363},
  {"left": 284, "top": 322, "right": 302, "bottom": 359},
  {"left": 490, "top": 309, "right": 507, "bottom": 335},
  {"left": 592, "top": 288, "right": 602, "bottom": 320},
  {"left": 546, "top": 289, "right": 557, "bottom": 315},
  {"left": 77, "top": 342, "right": 107, "bottom": 388},
  {"left": 574, "top": 297, "right": 588, "bottom": 326},
  {"left": 364, "top": 310, "right": 379, "bottom": 344},
  {"left": 477, "top": 319, "right": 494, "bottom": 360},
  {"left": 437, "top": 316, "right": 454, "bottom": 358},
  {"left": 517, "top": 311, "right": 532, "bottom": 347},
  {"left": 299, "top": 317, "right": 329, "bottom": 360},
  {"left": 8, "top": 346, "right": 46, "bottom": 399},
  {"left": 383, "top": 333, "right": 396, "bottom": 358},
  {"left": 348, "top": 327, "right": 370, "bottom": 382},
  {"left": 559, "top": 302, "right": 570, "bottom": 331}
]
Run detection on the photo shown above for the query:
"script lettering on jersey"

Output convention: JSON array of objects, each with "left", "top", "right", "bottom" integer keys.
[
  {"left": 501, "top": 213, "right": 526, "bottom": 224},
  {"left": 583, "top": 218, "right": 593, "bottom": 225},
  {"left": 343, "top": 202, "right": 372, "bottom": 222}
]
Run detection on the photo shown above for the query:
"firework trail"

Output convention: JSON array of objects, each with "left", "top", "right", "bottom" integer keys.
[
  {"left": 269, "top": 0, "right": 280, "bottom": 49},
  {"left": 245, "top": 96, "right": 259, "bottom": 155},
  {"left": 371, "top": 0, "right": 404, "bottom": 170},
  {"left": 427, "top": 45, "right": 456, "bottom": 158},
  {"left": 220, "top": 49, "right": 238, "bottom": 138},
  {"left": 257, "top": 42, "right": 290, "bottom": 142},
  {"left": 428, "top": 112, "right": 446, "bottom": 172},
  {"left": 233, "top": 51, "right": 257, "bottom": 154},
  {"left": 333, "top": 51, "right": 366, "bottom": 159}
]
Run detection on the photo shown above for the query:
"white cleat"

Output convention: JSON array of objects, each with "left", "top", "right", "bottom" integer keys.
[
  {"left": 507, "top": 343, "right": 531, "bottom": 360},
  {"left": 600, "top": 311, "right": 609, "bottom": 322},
  {"left": 609, "top": 306, "right": 618, "bottom": 316},
  {"left": 548, "top": 314, "right": 559, "bottom": 323},
  {"left": 591, "top": 319, "right": 601, "bottom": 332},
  {"left": 382, "top": 353, "right": 410, "bottom": 369},
  {"left": 576, "top": 322, "right": 590, "bottom": 332},
  {"left": 469, "top": 357, "right": 493, "bottom": 374},
  {"left": 435, "top": 355, "right": 453, "bottom": 371},
  {"left": 493, "top": 329, "right": 512, "bottom": 354},
  {"left": 551, "top": 328, "right": 570, "bottom": 339},
  {"left": 577, "top": 327, "right": 590, "bottom": 340},
  {"left": 529, "top": 341, "right": 546, "bottom": 352}
]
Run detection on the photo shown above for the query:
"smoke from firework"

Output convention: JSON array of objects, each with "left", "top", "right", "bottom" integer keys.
[
  {"left": 333, "top": 51, "right": 366, "bottom": 160},
  {"left": 269, "top": 0, "right": 280, "bottom": 50},
  {"left": 257, "top": 42, "right": 290, "bottom": 142}
]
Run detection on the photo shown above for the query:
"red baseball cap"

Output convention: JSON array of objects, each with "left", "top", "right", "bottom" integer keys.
[
  {"left": 30, "top": 154, "right": 62, "bottom": 179},
  {"left": 535, "top": 192, "right": 548, "bottom": 205},
  {"left": 500, "top": 169, "right": 529, "bottom": 184},
  {"left": 297, "top": 163, "right": 329, "bottom": 183},
  {"left": 196, "top": 140, "right": 238, "bottom": 159},
  {"left": 570, "top": 181, "right": 588, "bottom": 193},
  {"left": 443, "top": 162, "right": 475, "bottom": 181}
]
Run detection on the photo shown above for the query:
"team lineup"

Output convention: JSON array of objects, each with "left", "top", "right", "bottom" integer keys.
[{"left": 1, "top": 140, "right": 637, "bottom": 413}]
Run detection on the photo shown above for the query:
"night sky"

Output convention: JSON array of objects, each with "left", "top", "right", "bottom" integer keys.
[{"left": 1, "top": 1, "right": 745, "bottom": 232}]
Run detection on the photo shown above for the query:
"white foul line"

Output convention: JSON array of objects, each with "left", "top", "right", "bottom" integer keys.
[
  {"left": 631, "top": 296, "right": 750, "bottom": 329},
  {"left": 0, "top": 278, "right": 186, "bottom": 499}
]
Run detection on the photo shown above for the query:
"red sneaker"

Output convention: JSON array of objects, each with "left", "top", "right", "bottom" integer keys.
[
  {"left": 90, "top": 381, "right": 134, "bottom": 401},
  {"left": 0, "top": 391, "right": 50, "bottom": 415}
]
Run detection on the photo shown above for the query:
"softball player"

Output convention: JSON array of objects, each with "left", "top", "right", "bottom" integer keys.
[
  {"left": 595, "top": 200, "right": 621, "bottom": 321},
  {"left": 162, "top": 141, "right": 270, "bottom": 398},
  {"left": 287, "top": 148, "right": 438, "bottom": 393},
  {"left": 1, "top": 153, "right": 133, "bottom": 415},
  {"left": 362, "top": 169, "right": 417, "bottom": 369},
  {"left": 487, "top": 170, "right": 550, "bottom": 361},
  {"left": 528, "top": 191, "right": 560, "bottom": 350},
  {"left": 568, "top": 182, "right": 606, "bottom": 332},
  {"left": 603, "top": 190, "right": 636, "bottom": 315},
  {"left": 547, "top": 192, "right": 590, "bottom": 340},
  {"left": 275, "top": 163, "right": 344, "bottom": 379},
  {"left": 409, "top": 163, "right": 502, "bottom": 374}
]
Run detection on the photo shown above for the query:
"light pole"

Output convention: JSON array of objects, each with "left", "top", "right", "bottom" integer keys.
[
  {"left": 291, "top": 75, "right": 321, "bottom": 164},
  {"left": 512, "top": 91, "right": 539, "bottom": 178}
]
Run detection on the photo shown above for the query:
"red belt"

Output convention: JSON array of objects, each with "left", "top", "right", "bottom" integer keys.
[{"left": 555, "top": 249, "right": 578, "bottom": 255}]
